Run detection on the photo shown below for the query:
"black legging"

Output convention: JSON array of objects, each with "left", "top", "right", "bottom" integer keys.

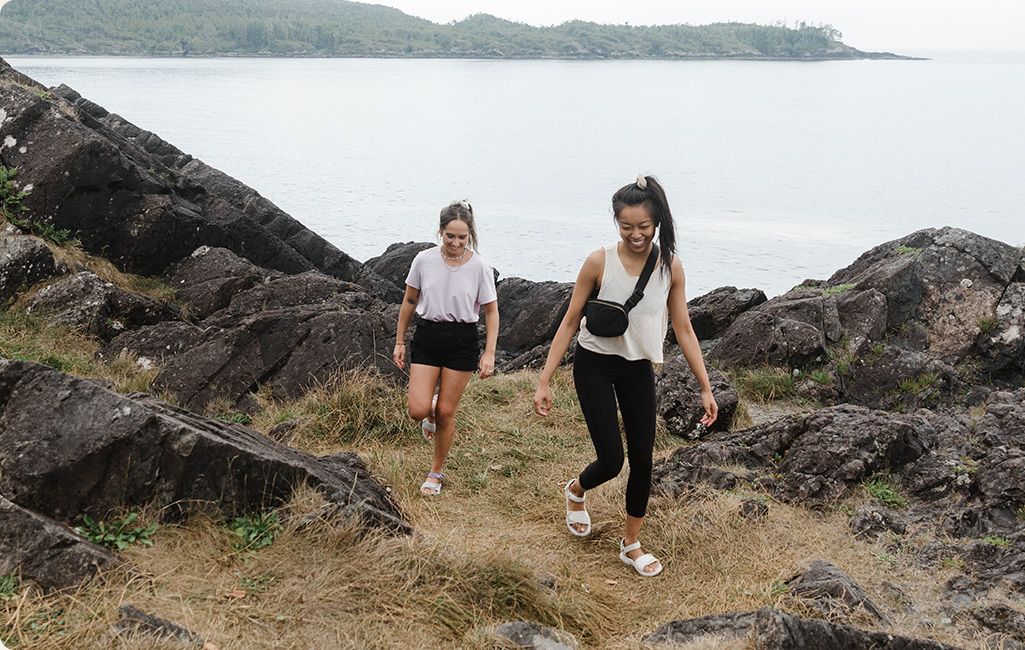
[{"left": 573, "top": 345, "right": 656, "bottom": 518}]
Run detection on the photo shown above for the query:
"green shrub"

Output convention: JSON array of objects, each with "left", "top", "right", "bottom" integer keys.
[
  {"left": 895, "top": 245, "right": 921, "bottom": 255},
  {"left": 733, "top": 367, "right": 797, "bottom": 402},
  {"left": 216, "top": 411, "right": 253, "bottom": 425},
  {"left": 0, "top": 574, "right": 19, "bottom": 600},
  {"left": 977, "top": 317, "right": 997, "bottom": 335},
  {"left": 807, "top": 369, "right": 833, "bottom": 385},
  {"left": 822, "top": 283, "right": 855, "bottom": 296},
  {"left": 229, "top": 511, "right": 281, "bottom": 551},
  {"left": 982, "top": 535, "right": 1010, "bottom": 548},
  {"left": 864, "top": 476, "right": 908, "bottom": 509},
  {"left": 74, "top": 513, "right": 157, "bottom": 550},
  {"left": 896, "top": 372, "right": 938, "bottom": 395}
]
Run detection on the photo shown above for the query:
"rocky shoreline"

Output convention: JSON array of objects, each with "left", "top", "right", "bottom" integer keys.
[{"left": 2, "top": 55, "right": 1024, "bottom": 648}]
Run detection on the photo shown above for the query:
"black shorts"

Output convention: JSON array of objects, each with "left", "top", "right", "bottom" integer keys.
[{"left": 410, "top": 319, "right": 480, "bottom": 372}]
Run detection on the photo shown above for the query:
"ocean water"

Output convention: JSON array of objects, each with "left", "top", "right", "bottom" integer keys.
[{"left": 6, "top": 52, "right": 1024, "bottom": 297}]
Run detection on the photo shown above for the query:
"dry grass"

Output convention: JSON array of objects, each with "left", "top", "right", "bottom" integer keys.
[
  {"left": 0, "top": 310, "right": 157, "bottom": 393},
  {"left": 0, "top": 369, "right": 992, "bottom": 649},
  {"left": 45, "top": 243, "right": 179, "bottom": 304}
]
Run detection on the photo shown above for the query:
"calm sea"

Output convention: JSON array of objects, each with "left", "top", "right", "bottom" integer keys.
[{"left": 6, "top": 52, "right": 1025, "bottom": 297}]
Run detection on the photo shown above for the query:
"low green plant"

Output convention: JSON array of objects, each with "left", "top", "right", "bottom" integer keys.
[
  {"left": 733, "top": 367, "right": 797, "bottom": 402},
  {"left": 807, "top": 369, "right": 833, "bottom": 385},
  {"left": 977, "top": 317, "right": 997, "bottom": 335},
  {"left": 229, "top": 511, "right": 281, "bottom": 551},
  {"left": 0, "top": 574, "right": 19, "bottom": 600},
  {"left": 827, "top": 345, "right": 856, "bottom": 377},
  {"left": 822, "top": 283, "right": 855, "bottom": 296},
  {"left": 940, "top": 556, "right": 965, "bottom": 571},
  {"left": 873, "top": 551, "right": 899, "bottom": 565},
  {"left": 895, "top": 245, "right": 921, "bottom": 255},
  {"left": 74, "top": 512, "right": 157, "bottom": 550},
  {"left": 982, "top": 535, "right": 1011, "bottom": 548},
  {"left": 896, "top": 372, "right": 938, "bottom": 396},
  {"left": 216, "top": 411, "right": 253, "bottom": 425},
  {"left": 864, "top": 476, "right": 908, "bottom": 509},
  {"left": 1, "top": 165, "right": 79, "bottom": 246},
  {"left": 238, "top": 572, "right": 276, "bottom": 593}
]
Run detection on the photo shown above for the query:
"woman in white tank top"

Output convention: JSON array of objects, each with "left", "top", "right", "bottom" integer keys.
[{"left": 533, "top": 176, "right": 718, "bottom": 577}]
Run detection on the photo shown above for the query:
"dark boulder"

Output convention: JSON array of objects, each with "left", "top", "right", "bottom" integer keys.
[
  {"left": 363, "top": 241, "right": 436, "bottom": 296},
  {"left": 709, "top": 308, "right": 827, "bottom": 369},
  {"left": 169, "top": 246, "right": 279, "bottom": 321},
  {"left": 496, "top": 277, "right": 573, "bottom": 356},
  {"left": 656, "top": 348, "right": 738, "bottom": 436},
  {"left": 652, "top": 405, "right": 931, "bottom": 506},
  {"left": 684, "top": 285, "right": 767, "bottom": 341},
  {"left": 849, "top": 506, "right": 908, "bottom": 540},
  {"left": 26, "top": 271, "right": 181, "bottom": 341},
  {"left": 150, "top": 301, "right": 398, "bottom": 412},
  {"left": 0, "top": 226, "right": 62, "bottom": 305},
  {"left": 0, "top": 494, "right": 119, "bottom": 591},
  {"left": 645, "top": 607, "right": 959, "bottom": 648},
  {"left": 785, "top": 560, "right": 886, "bottom": 621},
  {"left": 1, "top": 59, "right": 394, "bottom": 301},
  {"left": 0, "top": 360, "right": 409, "bottom": 533},
  {"left": 100, "top": 321, "right": 208, "bottom": 365}
]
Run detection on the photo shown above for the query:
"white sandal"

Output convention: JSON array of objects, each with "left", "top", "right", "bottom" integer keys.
[
  {"left": 619, "top": 539, "right": 662, "bottom": 577},
  {"left": 420, "top": 471, "right": 444, "bottom": 496},
  {"left": 563, "top": 479, "right": 591, "bottom": 537},
  {"left": 421, "top": 394, "right": 438, "bottom": 441}
]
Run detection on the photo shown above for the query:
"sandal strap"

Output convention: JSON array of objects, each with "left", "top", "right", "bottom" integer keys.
[
  {"left": 621, "top": 539, "right": 642, "bottom": 553},
  {"left": 564, "top": 480, "right": 585, "bottom": 503},
  {"left": 632, "top": 553, "right": 657, "bottom": 568},
  {"left": 426, "top": 472, "right": 445, "bottom": 481},
  {"left": 566, "top": 510, "right": 591, "bottom": 525}
]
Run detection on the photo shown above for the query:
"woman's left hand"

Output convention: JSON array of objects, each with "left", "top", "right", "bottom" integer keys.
[
  {"left": 700, "top": 388, "right": 718, "bottom": 426},
  {"left": 479, "top": 351, "right": 495, "bottom": 379}
]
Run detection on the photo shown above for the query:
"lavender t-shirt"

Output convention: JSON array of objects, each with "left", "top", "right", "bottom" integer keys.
[{"left": 405, "top": 247, "right": 498, "bottom": 323}]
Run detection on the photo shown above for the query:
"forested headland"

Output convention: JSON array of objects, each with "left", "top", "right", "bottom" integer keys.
[{"left": 0, "top": 0, "right": 908, "bottom": 59}]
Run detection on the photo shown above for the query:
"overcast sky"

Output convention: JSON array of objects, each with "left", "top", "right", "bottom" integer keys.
[{"left": 375, "top": 0, "right": 1024, "bottom": 52}]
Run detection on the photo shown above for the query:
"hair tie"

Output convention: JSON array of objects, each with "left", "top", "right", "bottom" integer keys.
[
  {"left": 635, "top": 175, "right": 648, "bottom": 190},
  {"left": 458, "top": 200, "right": 470, "bottom": 211}
]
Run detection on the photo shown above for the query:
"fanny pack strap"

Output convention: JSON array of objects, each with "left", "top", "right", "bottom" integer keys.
[{"left": 623, "top": 244, "right": 660, "bottom": 312}]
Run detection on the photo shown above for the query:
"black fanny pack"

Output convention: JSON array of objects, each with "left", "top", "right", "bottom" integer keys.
[{"left": 583, "top": 245, "right": 659, "bottom": 337}]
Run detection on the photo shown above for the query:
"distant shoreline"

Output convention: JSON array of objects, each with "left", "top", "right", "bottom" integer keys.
[{"left": 0, "top": 51, "right": 924, "bottom": 61}]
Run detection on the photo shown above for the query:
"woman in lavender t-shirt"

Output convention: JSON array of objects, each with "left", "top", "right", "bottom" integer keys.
[{"left": 393, "top": 201, "right": 499, "bottom": 495}]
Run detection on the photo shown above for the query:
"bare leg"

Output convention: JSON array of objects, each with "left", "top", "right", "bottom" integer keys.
[
  {"left": 624, "top": 515, "right": 661, "bottom": 574},
  {"left": 423, "top": 367, "right": 473, "bottom": 494},
  {"left": 408, "top": 363, "right": 442, "bottom": 422}
]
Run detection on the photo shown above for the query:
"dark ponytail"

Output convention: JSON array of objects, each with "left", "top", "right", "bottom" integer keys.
[{"left": 611, "top": 175, "right": 676, "bottom": 276}]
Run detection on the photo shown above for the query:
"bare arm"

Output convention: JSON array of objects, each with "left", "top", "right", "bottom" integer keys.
[
  {"left": 667, "top": 257, "right": 718, "bottom": 425},
  {"left": 533, "top": 249, "right": 603, "bottom": 416},
  {"left": 479, "top": 300, "right": 499, "bottom": 378},
  {"left": 393, "top": 284, "right": 420, "bottom": 370}
]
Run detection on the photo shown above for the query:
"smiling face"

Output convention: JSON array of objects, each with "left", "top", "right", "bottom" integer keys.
[
  {"left": 616, "top": 203, "right": 657, "bottom": 254},
  {"left": 440, "top": 218, "right": 471, "bottom": 257}
]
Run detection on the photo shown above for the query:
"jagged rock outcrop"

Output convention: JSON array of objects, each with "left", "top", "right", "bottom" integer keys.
[
  {"left": 0, "top": 57, "right": 393, "bottom": 300},
  {"left": 363, "top": 241, "right": 436, "bottom": 296},
  {"left": 644, "top": 607, "right": 959, "bottom": 648},
  {"left": 102, "top": 247, "right": 400, "bottom": 411},
  {"left": 785, "top": 560, "right": 886, "bottom": 621},
  {"left": 168, "top": 246, "right": 280, "bottom": 321},
  {"left": 0, "top": 225, "right": 63, "bottom": 305},
  {"left": 684, "top": 285, "right": 767, "bottom": 340},
  {"left": 0, "top": 360, "right": 409, "bottom": 534},
  {"left": 652, "top": 405, "right": 931, "bottom": 505},
  {"left": 656, "top": 349, "right": 738, "bottom": 436},
  {"left": 496, "top": 277, "right": 574, "bottom": 357},
  {"left": 0, "top": 495, "right": 119, "bottom": 591},
  {"left": 26, "top": 271, "right": 181, "bottom": 341},
  {"left": 707, "top": 228, "right": 1025, "bottom": 409}
]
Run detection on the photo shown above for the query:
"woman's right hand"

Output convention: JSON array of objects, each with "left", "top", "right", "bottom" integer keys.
[
  {"left": 392, "top": 342, "right": 405, "bottom": 370},
  {"left": 533, "top": 382, "right": 552, "bottom": 416}
]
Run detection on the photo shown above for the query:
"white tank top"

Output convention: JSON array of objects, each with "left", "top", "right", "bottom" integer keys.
[{"left": 578, "top": 243, "right": 672, "bottom": 363}]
